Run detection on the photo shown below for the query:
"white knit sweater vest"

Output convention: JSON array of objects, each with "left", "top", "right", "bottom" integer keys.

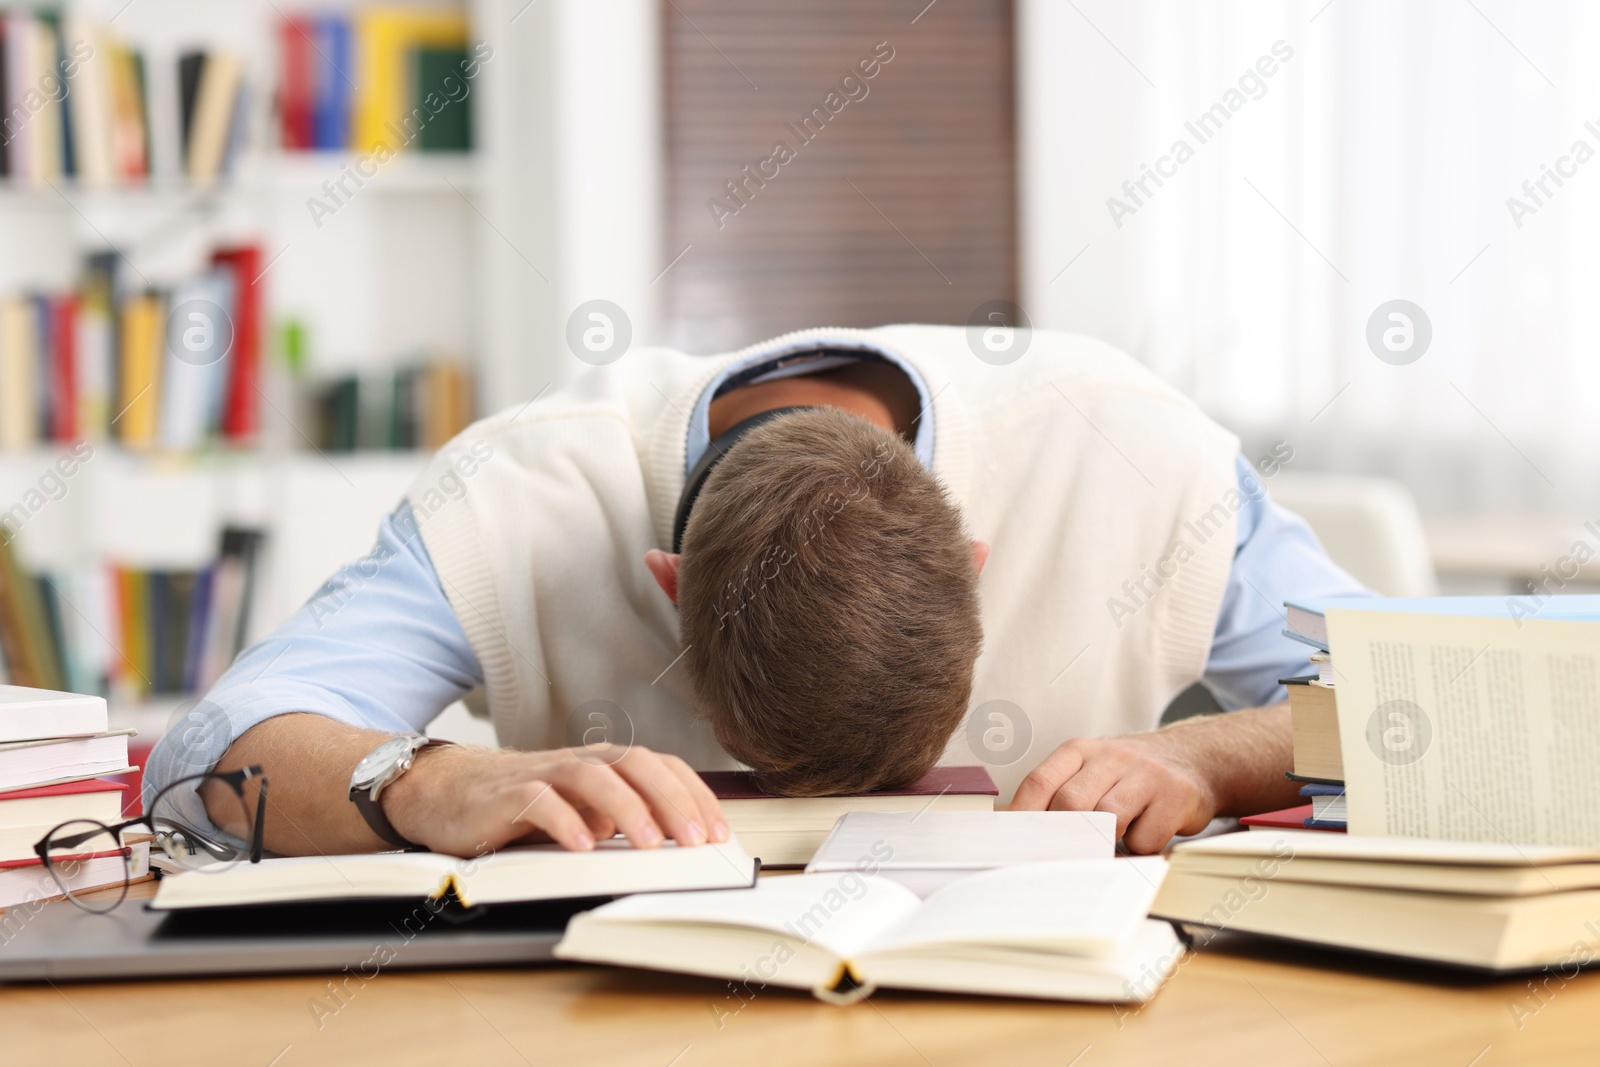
[{"left": 409, "top": 325, "right": 1239, "bottom": 802}]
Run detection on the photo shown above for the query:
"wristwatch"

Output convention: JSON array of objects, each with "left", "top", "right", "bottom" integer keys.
[{"left": 348, "top": 734, "right": 451, "bottom": 849}]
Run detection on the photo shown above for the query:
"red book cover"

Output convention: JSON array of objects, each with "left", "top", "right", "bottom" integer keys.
[
  {"left": 212, "top": 245, "right": 263, "bottom": 441},
  {"left": 50, "top": 293, "right": 76, "bottom": 441},
  {"left": 0, "top": 778, "right": 128, "bottom": 803},
  {"left": 280, "top": 17, "right": 314, "bottom": 149},
  {"left": 1239, "top": 803, "right": 1345, "bottom": 833},
  {"left": 698, "top": 765, "right": 998, "bottom": 801}
]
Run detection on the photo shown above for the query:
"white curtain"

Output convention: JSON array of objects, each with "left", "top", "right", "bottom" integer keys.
[{"left": 1020, "top": 0, "right": 1600, "bottom": 517}]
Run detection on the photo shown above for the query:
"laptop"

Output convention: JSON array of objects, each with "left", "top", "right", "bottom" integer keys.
[{"left": 0, "top": 896, "right": 588, "bottom": 982}]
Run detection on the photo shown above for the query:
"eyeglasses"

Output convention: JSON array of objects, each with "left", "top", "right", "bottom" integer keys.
[{"left": 33, "top": 766, "right": 268, "bottom": 914}]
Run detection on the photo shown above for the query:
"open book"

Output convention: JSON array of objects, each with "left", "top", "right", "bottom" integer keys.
[
  {"left": 1324, "top": 607, "right": 1600, "bottom": 843},
  {"left": 556, "top": 858, "right": 1181, "bottom": 1003},
  {"left": 151, "top": 838, "right": 756, "bottom": 910}
]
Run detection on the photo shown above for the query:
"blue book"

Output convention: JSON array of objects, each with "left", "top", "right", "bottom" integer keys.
[
  {"left": 1283, "top": 595, "right": 1600, "bottom": 652},
  {"left": 311, "top": 16, "right": 352, "bottom": 149},
  {"left": 1297, "top": 783, "right": 1345, "bottom": 798}
]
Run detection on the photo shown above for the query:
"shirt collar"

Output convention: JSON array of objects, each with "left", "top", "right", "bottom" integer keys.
[{"left": 684, "top": 345, "right": 935, "bottom": 476}]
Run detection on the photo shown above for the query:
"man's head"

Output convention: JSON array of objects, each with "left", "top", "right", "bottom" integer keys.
[{"left": 647, "top": 408, "right": 984, "bottom": 796}]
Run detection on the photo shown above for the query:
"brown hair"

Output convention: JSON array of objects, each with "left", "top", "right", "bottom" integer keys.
[{"left": 678, "top": 407, "right": 982, "bottom": 795}]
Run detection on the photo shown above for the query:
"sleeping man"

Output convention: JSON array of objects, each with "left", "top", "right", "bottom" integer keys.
[{"left": 146, "top": 324, "right": 1364, "bottom": 857}]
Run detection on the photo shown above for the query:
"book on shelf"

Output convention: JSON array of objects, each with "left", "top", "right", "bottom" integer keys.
[
  {"left": 277, "top": 6, "right": 477, "bottom": 156},
  {"left": 1154, "top": 830, "right": 1600, "bottom": 972},
  {"left": 309, "top": 358, "right": 475, "bottom": 452},
  {"left": 312, "top": 15, "right": 353, "bottom": 150},
  {"left": 698, "top": 765, "right": 998, "bottom": 868},
  {"left": 0, "top": 526, "right": 265, "bottom": 701},
  {"left": 0, "top": 244, "right": 265, "bottom": 451},
  {"left": 804, "top": 810, "right": 1115, "bottom": 896},
  {"left": 181, "top": 49, "right": 246, "bottom": 186},
  {"left": 150, "top": 837, "right": 758, "bottom": 911},
  {"left": 1, "top": 11, "right": 237, "bottom": 188},
  {"left": 556, "top": 858, "right": 1182, "bottom": 1004}
]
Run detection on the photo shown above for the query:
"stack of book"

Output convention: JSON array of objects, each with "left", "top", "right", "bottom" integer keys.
[
  {"left": 277, "top": 6, "right": 476, "bottom": 155},
  {"left": 1, "top": 12, "right": 248, "bottom": 187},
  {"left": 1249, "top": 594, "right": 1600, "bottom": 845},
  {"left": 0, "top": 686, "right": 148, "bottom": 910},
  {"left": 0, "top": 246, "right": 265, "bottom": 451},
  {"left": 1241, "top": 630, "right": 1346, "bottom": 832},
  {"left": 309, "top": 359, "right": 474, "bottom": 453},
  {"left": 0, "top": 527, "right": 264, "bottom": 701},
  {"left": 1155, "top": 830, "right": 1600, "bottom": 972}
]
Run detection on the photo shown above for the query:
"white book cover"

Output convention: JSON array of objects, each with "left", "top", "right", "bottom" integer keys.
[
  {"left": 63, "top": 16, "right": 113, "bottom": 187},
  {"left": 0, "top": 686, "right": 108, "bottom": 744},
  {"left": 158, "top": 270, "right": 235, "bottom": 449},
  {"left": 4, "top": 12, "right": 37, "bottom": 182},
  {"left": 0, "top": 297, "right": 39, "bottom": 449},
  {"left": 29, "top": 20, "right": 63, "bottom": 181},
  {"left": 74, "top": 295, "right": 112, "bottom": 440}
]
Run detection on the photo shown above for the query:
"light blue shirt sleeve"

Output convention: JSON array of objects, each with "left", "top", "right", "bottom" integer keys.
[
  {"left": 1203, "top": 456, "right": 1373, "bottom": 710},
  {"left": 143, "top": 501, "right": 483, "bottom": 831}
]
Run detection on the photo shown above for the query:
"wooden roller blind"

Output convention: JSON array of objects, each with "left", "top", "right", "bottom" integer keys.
[{"left": 661, "top": 0, "right": 1017, "bottom": 353}]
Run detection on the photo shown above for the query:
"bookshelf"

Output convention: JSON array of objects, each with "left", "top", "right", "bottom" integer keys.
[
  {"left": 0, "top": 0, "right": 562, "bottom": 747},
  {"left": 0, "top": 0, "right": 664, "bottom": 750}
]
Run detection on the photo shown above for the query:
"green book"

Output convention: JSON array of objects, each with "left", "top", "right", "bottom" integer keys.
[
  {"left": 412, "top": 47, "right": 472, "bottom": 152},
  {"left": 320, "top": 377, "right": 359, "bottom": 452}
]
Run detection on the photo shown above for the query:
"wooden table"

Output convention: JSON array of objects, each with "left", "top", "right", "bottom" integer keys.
[{"left": 3, "top": 884, "right": 1595, "bottom": 1067}]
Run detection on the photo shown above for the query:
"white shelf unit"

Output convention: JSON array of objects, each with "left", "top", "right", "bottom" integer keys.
[{"left": 0, "top": 0, "right": 664, "bottom": 742}]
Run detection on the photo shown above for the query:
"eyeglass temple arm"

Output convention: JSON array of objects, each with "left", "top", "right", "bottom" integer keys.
[{"left": 250, "top": 777, "right": 268, "bottom": 863}]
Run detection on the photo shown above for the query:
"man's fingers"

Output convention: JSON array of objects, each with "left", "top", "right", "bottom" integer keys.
[
  {"left": 576, "top": 807, "right": 618, "bottom": 842},
  {"left": 1048, "top": 756, "right": 1123, "bottom": 815},
  {"left": 612, "top": 749, "right": 708, "bottom": 846},
  {"left": 508, "top": 780, "right": 594, "bottom": 851},
  {"left": 1094, "top": 776, "right": 1159, "bottom": 840},
  {"left": 664, "top": 756, "right": 730, "bottom": 843},
  {"left": 550, "top": 756, "right": 665, "bottom": 848},
  {"left": 1123, "top": 786, "right": 1194, "bottom": 854},
  {"left": 1009, "top": 744, "right": 1086, "bottom": 810}
]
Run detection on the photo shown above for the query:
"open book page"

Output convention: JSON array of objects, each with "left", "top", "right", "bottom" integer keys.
[
  {"left": 567, "top": 871, "right": 923, "bottom": 959},
  {"left": 863, "top": 858, "right": 1168, "bottom": 958},
  {"left": 1327, "top": 610, "right": 1600, "bottom": 844},
  {"left": 152, "top": 852, "right": 459, "bottom": 909}
]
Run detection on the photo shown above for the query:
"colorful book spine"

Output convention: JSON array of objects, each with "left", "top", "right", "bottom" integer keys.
[{"left": 312, "top": 15, "right": 352, "bottom": 150}]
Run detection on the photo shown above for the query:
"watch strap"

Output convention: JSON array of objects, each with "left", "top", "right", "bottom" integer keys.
[
  {"left": 350, "top": 737, "right": 452, "bottom": 850},
  {"left": 354, "top": 789, "right": 414, "bottom": 849}
]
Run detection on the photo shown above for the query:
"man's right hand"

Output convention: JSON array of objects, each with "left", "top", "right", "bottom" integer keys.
[{"left": 379, "top": 743, "right": 730, "bottom": 858}]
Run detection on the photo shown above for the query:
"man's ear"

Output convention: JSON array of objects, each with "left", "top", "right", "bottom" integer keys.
[
  {"left": 645, "top": 549, "right": 683, "bottom": 604},
  {"left": 972, "top": 540, "right": 990, "bottom": 574}
]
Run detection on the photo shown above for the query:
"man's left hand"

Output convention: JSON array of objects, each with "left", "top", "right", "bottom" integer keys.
[
  {"left": 1007, "top": 703, "right": 1301, "bottom": 854},
  {"left": 1008, "top": 731, "right": 1220, "bottom": 853}
]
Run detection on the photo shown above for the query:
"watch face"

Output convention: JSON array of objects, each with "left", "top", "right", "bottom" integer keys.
[{"left": 352, "top": 736, "right": 420, "bottom": 791}]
